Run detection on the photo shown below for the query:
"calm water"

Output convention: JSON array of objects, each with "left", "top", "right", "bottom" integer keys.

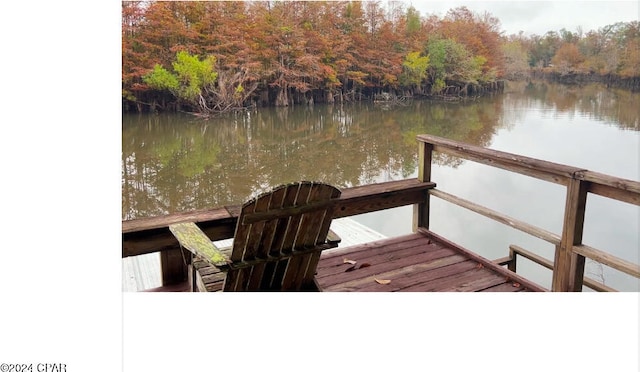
[{"left": 122, "top": 81, "right": 639, "bottom": 291}]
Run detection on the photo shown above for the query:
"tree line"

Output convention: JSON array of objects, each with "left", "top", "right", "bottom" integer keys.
[{"left": 122, "top": 1, "right": 639, "bottom": 114}]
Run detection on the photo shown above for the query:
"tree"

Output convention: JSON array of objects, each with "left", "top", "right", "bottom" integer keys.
[
  {"left": 143, "top": 51, "right": 254, "bottom": 114},
  {"left": 551, "top": 43, "right": 585, "bottom": 74},
  {"left": 502, "top": 40, "right": 530, "bottom": 79},
  {"left": 400, "top": 51, "right": 429, "bottom": 87}
]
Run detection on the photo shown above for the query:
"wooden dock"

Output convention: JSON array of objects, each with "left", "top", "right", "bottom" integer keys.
[
  {"left": 123, "top": 217, "right": 387, "bottom": 292},
  {"left": 122, "top": 135, "right": 640, "bottom": 292}
]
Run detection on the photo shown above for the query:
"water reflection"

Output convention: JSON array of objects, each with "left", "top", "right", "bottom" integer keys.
[
  {"left": 122, "top": 98, "right": 506, "bottom": 219},
  {"left": 122, "top": 81, "right": 639, "bottom": 291}
]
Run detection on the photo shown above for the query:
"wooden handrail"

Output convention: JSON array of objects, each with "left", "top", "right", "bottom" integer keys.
[
  {"left": 416, "top": 134, "right": 585, "bottom": 185},
  {"left": 416, "top": 135, "right": 639, "bottom": 292},
  {"left": 429, "top": 189, "right": 561, "bottom": 245},
  {"left": 122, "top": 178, "right": 436, "bottom": 258},
  {"left": 506, "top": 245, "right": 617, "bottom": 292},
  {"left": 573, "top": 244, "right": 640, "bottom": 279}
]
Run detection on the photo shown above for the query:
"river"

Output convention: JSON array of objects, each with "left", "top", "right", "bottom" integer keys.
[{"left": 122, "top": 80, "right": 639, "bottom": 291}]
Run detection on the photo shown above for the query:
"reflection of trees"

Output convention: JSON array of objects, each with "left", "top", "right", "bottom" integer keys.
[
  {"left": 506, "top": 81, "right": 640, "bottom": 130},
  {"left": 122, "top": 100, "right": 504, "bottom": 219}
]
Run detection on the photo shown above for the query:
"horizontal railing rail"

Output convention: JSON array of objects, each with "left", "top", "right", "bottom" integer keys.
[
  {"left": 122, "top": 178, "right": 436, "bottom": 285},
  {"left": 416, "top": 134, "right": 640, "bottom": 292}
]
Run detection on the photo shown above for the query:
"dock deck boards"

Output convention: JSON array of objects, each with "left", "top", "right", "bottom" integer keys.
[
  {"left": 125, "top": 219, "right": 545, "bottom": 293},
  {"left": 315, "top": 229, "right": 544, "bottom": 292},
  {"left": 178, "top": 229, "right": 545, "bottom": 293}
]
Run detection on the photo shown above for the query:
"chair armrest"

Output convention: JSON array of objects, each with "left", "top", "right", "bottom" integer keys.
[
  {"left": 326, "top": 229, "right": 341, "bottom": 247},
  {"left": 169, "top": 222, "right": 231, "bottom": 268}
]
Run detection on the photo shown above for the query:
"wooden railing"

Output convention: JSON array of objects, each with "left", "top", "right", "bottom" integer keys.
[
  {"left": 122, "top": 134, "right": 639, "bottom": 291},
  {"left": 122, "top": 178, "right": 436, "bottom": 285},
  {"left": 414, "top": 134, "right": 640, "bottom": 292}
]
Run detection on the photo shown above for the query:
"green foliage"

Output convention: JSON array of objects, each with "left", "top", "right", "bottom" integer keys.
[
  {"left": 143, "top": 64, "right": 179, "bottom": 92},
  {"left": 400, "top": 51, "right": 430, "bottom": 86},
  {"left": 426, "top": 38, "right": 488, "bottom": 92},
  {"left": 405, "top": 6, "right": 421, "bottom": 35},
  {"left": 143, "top": 51, "right": 217, "bottom": 102}
]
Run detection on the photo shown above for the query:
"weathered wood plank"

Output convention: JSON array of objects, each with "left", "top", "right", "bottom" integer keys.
[
  {"left": 321, "top": 254, "right": 469, "bottom": 292},
  {"left": 573, "top": 244, "right": 640, "bottom": 279},
  {"left": 438, "top": 270, "right": 507, "bottom": 292},
  {"left": 417, "top": 134, "right": 584, "bottom": 185},
  {"left": 429, "top": 189, "right": 561, "bottom": 245},
  {"left": 318, "top": 247, "right": 460, "bottom": 288},
  {"left": 333, "top": 179, "right": 435, "bottom": 218},
  {"left": 418, "top": 229, "right": 548, "bottom": 292},
  {"left": 480, "top": 282, "right": 526, "bottom": 292},
  {"left": 316, "top": 235, "right": 440, "bottom": 277},
  {"left": 553, "top": 178, "right": 588, "bottom": 292},
  {"left": 168, "top": 222, "right": 231, "bottom": 267},
  {"left": 413, "top": 141, "right": 433, "bottom": 230},
  {"left": 123, "top": 179, "right": 434, "bottom": 258}
]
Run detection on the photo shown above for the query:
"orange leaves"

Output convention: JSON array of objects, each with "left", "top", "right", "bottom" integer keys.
[{"left": 343, "top": 258, "right": 371, "bottom": 272}]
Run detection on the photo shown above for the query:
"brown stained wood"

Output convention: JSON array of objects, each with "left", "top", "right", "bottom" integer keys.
[
  {"left": 123, "top": 179, "right": 434, "bottom": 258},
  {"left": 413, "top": 141, "right": 433, "bottom": 230},
  {"left": 160, "top": 248, "right": 188, "bottom": 285},
  {"left": 256, "top": 186, "right": 287, "bottom": 259},
  {"left": 334, "top": 180, "right": 435, "bottom": 218},
  {"left": 417, "top": 134, "right": 585, "bottom": 185},
  {"left": 553, "top": 178, "right": 588, "bottom": 292},
  {"left": 429, "top": 189, "right": 561, "bottom": 245},
  {"left": 316, "top": 238, "right": 447, "bottom": 278},
  {"left": 510, "top": 244, "right": 553, "bottom": 271},
  {"left": 418, "top": 229, "right": 547, "bottom": 292},
  {"left": 480, "top": 282, "right": 526, "bottom": 292},
  {"left": 318, "top": 247, "right": 460, "bottom": 288},
  {"left": 587, "top": 182, "right": 640, "bottom": 206},
  {"left": 123, "top": 207, "right": 233, "bottom": 234},
  {"left": 573, "top": 244, "right": 640, "bottom": 279},
  {"left": 319, "top": 233, "right": 426, "bottom": 261},
  {"left": 321, "top": 254, "right": 470, "bottom": 291},
  {"left": 400, "top": 264, "right": 496, "bottom": 292},
  {"left": 438, "top": 270, "right": 508, "bottom": 292},
  {"left": 578, "top": 170, "right": 640, "bottom": 195}
]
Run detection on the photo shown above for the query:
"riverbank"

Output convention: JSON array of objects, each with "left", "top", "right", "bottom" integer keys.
[{"left": 530, "top": 69, "right": 640, "bottom": 91}]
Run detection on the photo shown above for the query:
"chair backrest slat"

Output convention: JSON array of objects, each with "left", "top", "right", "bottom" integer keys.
[{"left": 223, "top": 181, "right": 341, "bottom": 291}]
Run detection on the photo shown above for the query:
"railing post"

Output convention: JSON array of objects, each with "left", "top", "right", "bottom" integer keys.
[
  {"left": 413, "top": 141, "right": 433, "bottom": 231},
  {"left": 160, "top": 248, "right": 188, "bottom": 286},
  {"left": 507, "top": 246, "right": 517, "bottom": 272},
  {"left": 552, "top": 178, "right": 588, "bottom": 291}
]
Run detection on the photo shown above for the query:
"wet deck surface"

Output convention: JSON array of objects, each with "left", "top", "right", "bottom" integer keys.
[
  {"left": 157, "top": 229, "right": 545, "bottom": 292},
  {"left": 315, "top": 230, "right": 542, "bottom": 292}
]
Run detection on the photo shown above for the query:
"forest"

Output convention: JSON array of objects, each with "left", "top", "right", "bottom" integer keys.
[{"left": 122, "top": 1, "right": 640, "bottom": 114}]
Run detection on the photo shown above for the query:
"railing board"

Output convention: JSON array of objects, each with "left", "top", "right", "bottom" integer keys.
[
  {"left": 573, "top": 244, "right": 640, "bottom": 279},
  {"left": 316, "top": 241, "right": 454, "bottom": 278},
  {"left": 419, "top": 229, "right": 548, "bottom": 292},
  {"left": 319, "top": 254, "right": 469, "bottom": 292},
  {"left": 509, "top": 244, "right": 617, "bottom": 292},
  {"left": 317, "top": 247, "right": 458, "bottom": 288},
  {"left": 438, "top": 270, "right": 509, "bottom": 292},
  {"left": 578, "top": 170, "right": 640, "bottom": 195},
  {"left": 123, "top": 179, "right": 435, "bottom": 258},
  {"left": 417, "top": 134, "right": 584, "bottom": 185},
  {"left": 429, "top": 189, "right": 562, "bottom": 245},
  {"left": 587, "top": 182, "right": 640, "bottom": 206},
  {"left": 480, "top": 282, "right": 526, "bottom": 292}
]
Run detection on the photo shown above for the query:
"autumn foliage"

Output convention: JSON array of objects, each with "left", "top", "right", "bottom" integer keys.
[
  {"left": 122, "top": 1, "right": 640, "bottom": 114},
  {"left": 122, "top": 1, "right": 505, "bottom": 113}
]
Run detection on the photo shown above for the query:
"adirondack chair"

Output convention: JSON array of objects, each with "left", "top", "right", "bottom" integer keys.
[{"left": 169, "top": 181, "right": 342, "bottom": 291}]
